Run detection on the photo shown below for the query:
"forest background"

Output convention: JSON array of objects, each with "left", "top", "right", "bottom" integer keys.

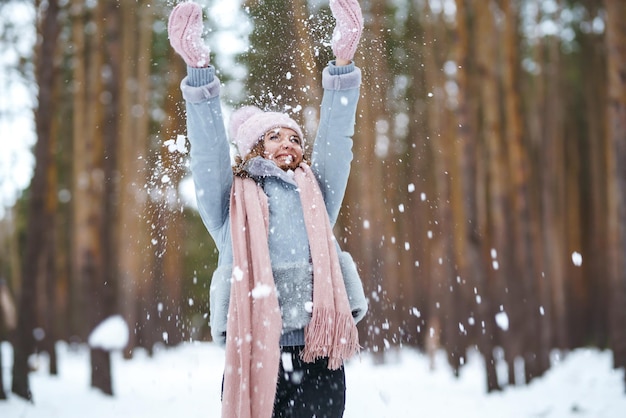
[{"left": 0, "top": 0, "right": 625, "bottom": 401}]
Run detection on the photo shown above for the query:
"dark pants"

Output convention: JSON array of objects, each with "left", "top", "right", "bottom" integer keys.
[{"left": 272, "top": 345, "right": 346, "bottom": 418}]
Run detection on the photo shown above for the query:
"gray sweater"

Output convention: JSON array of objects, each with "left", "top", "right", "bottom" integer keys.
[{"left": 181, "top": 62, "right": 368, "bottom": 346}]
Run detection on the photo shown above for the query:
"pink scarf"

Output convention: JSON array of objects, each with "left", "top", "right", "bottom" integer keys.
[{"left": 222, "top": 163, "right": 360, "bottom": 418}]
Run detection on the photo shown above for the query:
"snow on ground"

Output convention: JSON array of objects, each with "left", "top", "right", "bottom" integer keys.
[{"left": 1, "top": 341, "right": 624, "bottom": 417}]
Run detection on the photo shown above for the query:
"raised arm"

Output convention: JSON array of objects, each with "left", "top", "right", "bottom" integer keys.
[
  {"left": 311, "top": 0, "right": 363, "bottom": 226},
  {"left": 168, "top": 2, "right": 232, "bottom": 246}
]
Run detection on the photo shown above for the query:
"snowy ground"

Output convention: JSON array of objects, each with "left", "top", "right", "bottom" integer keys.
[{"left": 1, "top": 341, "right": 625, "bottom": 417}]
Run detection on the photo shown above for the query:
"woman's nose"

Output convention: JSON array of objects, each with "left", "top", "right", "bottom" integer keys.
[{"left": 280, "top": 137, "right": 293, "bottom": 148}]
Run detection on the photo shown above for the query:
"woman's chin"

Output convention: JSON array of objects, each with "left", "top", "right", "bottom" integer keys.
[
  {"left": 275, "top": 157, "right": 299, "bottom": 171},
  {"left": 278, "top": 162, "right": 297, "bottom": 171}
]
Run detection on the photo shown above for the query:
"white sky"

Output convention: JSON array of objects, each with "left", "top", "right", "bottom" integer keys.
[{"left": 0, "top": 1, "right": 36, "bottom": 219}]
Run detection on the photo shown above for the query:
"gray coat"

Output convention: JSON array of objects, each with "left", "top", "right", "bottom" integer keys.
[{"left": 181, "top": 62, "right": 368, "bottom": 345}]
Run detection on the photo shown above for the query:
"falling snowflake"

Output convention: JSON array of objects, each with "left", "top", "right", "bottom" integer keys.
[
  {"left": 233, "top": 266, "right": 244, "bottom": 282},
  {"left": 251, "top": 284, "right": 272, "bottom": 299},
  {"left": 495, "top": 311, "right": 509, "bottom": 331}
]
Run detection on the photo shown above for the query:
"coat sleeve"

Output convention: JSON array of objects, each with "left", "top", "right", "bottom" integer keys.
[
  {"left": 209, "top": 265, "right": 231, "bottom": 344},
  {"left": 181, "top": 66, "right": 233, "bottom": 344},
  {"left": 314, "top": 62, "right": 367, "bottom": 323},
  {"left": 181, "top": 66, "right": 232, "bottom": 248},
  {"left": 311, "top": 61, "right": 361, "bottom": 227},
  {"left": 338, "top": 250, "right": 368, "bottom": 324}
]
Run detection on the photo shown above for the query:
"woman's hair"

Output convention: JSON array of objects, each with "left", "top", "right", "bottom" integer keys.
[{"left": 233, "top": 138, "right": 265, "bottom": 177}]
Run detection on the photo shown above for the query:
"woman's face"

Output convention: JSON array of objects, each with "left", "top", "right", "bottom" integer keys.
[{"left": 262, "top": 127, "right": 304, "bottom": 170}]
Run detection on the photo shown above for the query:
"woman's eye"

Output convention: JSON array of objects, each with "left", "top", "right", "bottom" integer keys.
[{"left": 290, "top": 136, "right": 300, "bottom": 144}]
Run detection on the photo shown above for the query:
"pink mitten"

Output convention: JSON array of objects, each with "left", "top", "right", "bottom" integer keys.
[
  {"left": 330, "top": 0, "right": 363, "bottom": 61},
  {"left": 168, "top": 2, "right": 210, "bottom": 67}
]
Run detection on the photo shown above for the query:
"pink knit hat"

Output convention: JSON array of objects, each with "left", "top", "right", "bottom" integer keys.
[{"left": 229, "top": 106, "right": 304, "bottom": 157}]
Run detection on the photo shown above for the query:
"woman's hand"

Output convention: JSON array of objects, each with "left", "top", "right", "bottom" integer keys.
[
  {"left": 330, "top": 0, "right": 364, "bottom": 63},
  {"left": 168, "top": 2, "right": 211, "bottom": 68}
]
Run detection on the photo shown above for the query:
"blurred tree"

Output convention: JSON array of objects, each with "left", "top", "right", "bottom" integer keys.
[
  {"left": 422, "top": 1, "right": 465, "bottom": 376},
  {"left": 70, "top": 0, "right": 117, "bottom": 395},
  {"left": 453, "top": 0, "right": 499, "bottom": 392},
  {"left": 11, "top": 0, "right": 60, "bottom": 401},
  {"left": 0, "top": 277, "right": 17, "bottom": 399},
  {"left": 401, "top": 0, "right": 433, "bottom": 356},
  {"left": 577, "top": 0, "right": 609, "bottom": 349},
  {"left": 604, "top": 0, "right": 626, "bottom": 378},
  {"left": 115, "top": 0, "right": 154, "bottom": 355},
  {"left": 343, "top": 0, "right": 391, "bottom": 359},
  {"left": 474, "top": 0, "right": 522, "bottom": 385},
  {"left": 146, "top": 44, "right": 187, "bottom": 350},
  {"left": 501, "top": 0, "right": 546, "bottom": 383}
]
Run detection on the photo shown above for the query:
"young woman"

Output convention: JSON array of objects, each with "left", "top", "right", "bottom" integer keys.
[{"left": 168, "top": 1, "right": 367, "bottom": 417}]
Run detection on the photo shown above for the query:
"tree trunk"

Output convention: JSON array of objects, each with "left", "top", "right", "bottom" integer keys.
[
  {"left": 40, "top": 16, "right": 64, "bottom": 374},
  {"left": 604, "top": 0, "right": 626, "bottom": 374},
  {"left": 501, "top": 0, "right": 549, "bottom": 381},
  {"left": 153, "top": 43, "right": 187, "bottom": 347},
  {"left": 422, "top": 3, "right": 463, "bottom": 375},
  {"left": 349, "top": 0, "right": 390, "bottom": 359},
  {"left": 11, "top": 0, "right": 60, "bottom": 401},
  {"left": 376, "top": 1, "right": 407, "bottom": 357},
  {"left": 474, "top": 0, "right": 517, "bottom": 388},
  {"left": 116, "top": 0, "right": 152, "bottom": 354},
  {"left": 579, "top": 15, "right": 609, "bottom": 348},
  {"left": 393, "top": 0, "right": 431, "bottom": 350},
  {"left": 538, "top": 11, "right": 568, "bottom": 360},
  {"left": 70, "top": 0, "right": 88, "bottom": 342},
  {"left": 454, "top": 0, "right": 500, "bottom": 392},
  {"left": 71, "top": 0, "right": 113, "bottom": 395}
]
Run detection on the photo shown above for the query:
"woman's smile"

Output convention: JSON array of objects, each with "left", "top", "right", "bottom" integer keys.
[{"left": 263, "top": 127, "right": 304, "bottom": 170}]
